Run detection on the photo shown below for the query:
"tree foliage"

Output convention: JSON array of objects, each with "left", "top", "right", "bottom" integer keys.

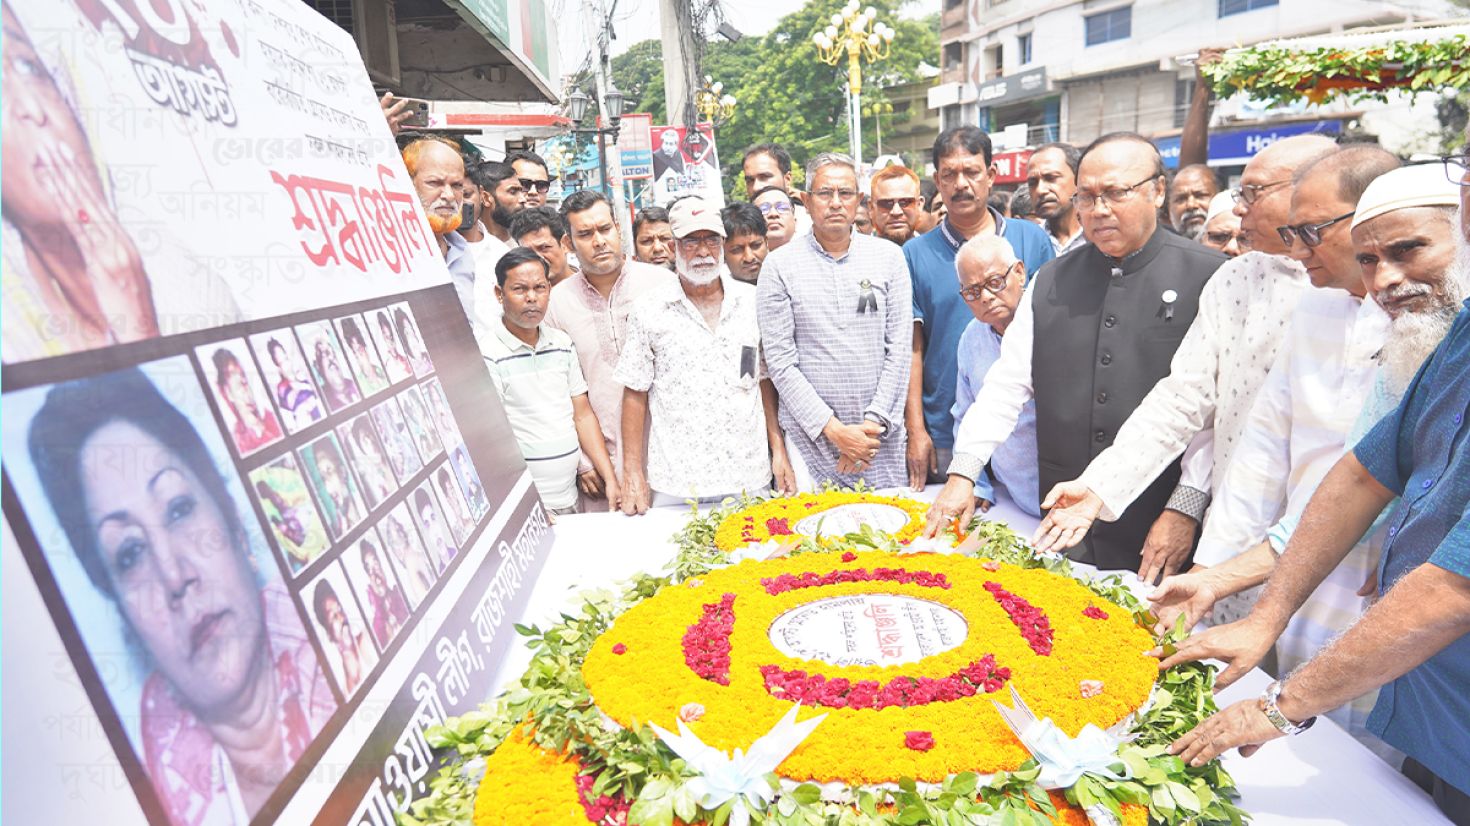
[{"left": 607, "top": 0, "right": 939, "bottom": 202}]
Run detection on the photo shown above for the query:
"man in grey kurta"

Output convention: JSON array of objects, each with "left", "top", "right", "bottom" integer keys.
[{"left": 757, "top": 153, "right": 913, "bottom": 488}]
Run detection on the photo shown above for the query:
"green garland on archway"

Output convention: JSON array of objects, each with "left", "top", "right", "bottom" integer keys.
[{"left": 1200, "top": 34, "right": 1470, "bottom": 107}]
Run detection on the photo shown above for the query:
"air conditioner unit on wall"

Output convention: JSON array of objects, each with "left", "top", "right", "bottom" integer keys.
[{"left": 357, "top": 0, "right": 401, "bottom": 87}]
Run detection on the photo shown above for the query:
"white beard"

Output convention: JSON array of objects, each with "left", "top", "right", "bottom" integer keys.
[
  {"left": 1377, "top": 239, "right": 1470, "bottom": 395},
  {"left": 678, "top": 257, "right": 721, "bottom": 286}
]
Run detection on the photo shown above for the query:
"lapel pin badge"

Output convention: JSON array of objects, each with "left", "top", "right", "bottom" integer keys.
[{"left": 1161, "top": 289, "right": 1178, "bottom": 322}]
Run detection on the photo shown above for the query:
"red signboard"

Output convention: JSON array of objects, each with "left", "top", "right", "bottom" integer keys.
[{"left": 993, "top": 149, "right": 1033, "bottom": 184}]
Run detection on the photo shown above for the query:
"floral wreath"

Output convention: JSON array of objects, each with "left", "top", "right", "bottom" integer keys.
[{"left": 412, "top": 493, "right": 1248, "bottom": 826}]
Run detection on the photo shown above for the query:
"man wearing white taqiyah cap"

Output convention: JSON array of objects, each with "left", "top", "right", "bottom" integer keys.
[
  {"left": 1031, "top": 134, "right": 1338, "bottom": 587},
  {"left": 1200, "top": 190, "right": 1247, "bottom": 258},
  {"left": 615, "top": 196, "right": 798, "bottom": 514}
]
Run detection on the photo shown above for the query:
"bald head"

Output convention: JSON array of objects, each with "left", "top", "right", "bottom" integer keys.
[
  {"left": 1287, "top": 146, "right": 1400, "bottom": 295},
  {"left": 1293, "top": 145, "right": 1401, "bottom": 208},
  {"left": 957, "top": 235, "right": 1025, "bottom": 331},
  {"left": 1234, "top": 134, "right": 1340, "bottom": 256},
  {"left": 1076, "top": 134, "right": 1167, "bottom": 258}
]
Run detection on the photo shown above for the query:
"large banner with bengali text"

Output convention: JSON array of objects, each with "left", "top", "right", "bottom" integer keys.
[{"left": 0, "top": 1, "right": 550, "bottom": 824}]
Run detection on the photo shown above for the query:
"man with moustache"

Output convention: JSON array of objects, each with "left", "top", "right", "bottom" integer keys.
[
  {"left": 1200, "top": 191, "right": 1246, "bottom": 258},
  {"left": 869, "top": 164, "right": 926, "bottom": 246},
  {"left": 1160, "top": 158, "right": 1470, "bottom": 824},
  {"left": 510, "top": 207, "right": 578, "bottom": 286},
  {"left": 632, "top": 206, "right": 675, "bottom": 270},
  {"left": 1169, "top": 164, "right": 1220, "bottom": 240},
  {"left": 403, "top": 137, "right": 486, "bottom": 332},
  {"left": 753, "top": 186, "right": 799, "bottom": 252},
  {"left": 507, "top": 149, "right": 552, "bottom": 208},
  {"left": 1031, "top": 135, "right": 1338, "bottom": 584},
  {"left": 617, "top": 196, "right": 795, "bottom": 512},
  {"left": 904, "top": 126, "right": 1054, "bottom": 490},
  {"left": 544, "top": 190, "right": 674, "bottom": 502},
  {"left": 758, "top": 152, "right": 911, "bottom": 488},
  {"left": 925, "top": 133, "right": 1222, "bottom": 574},
  {"left": 1150, "top": 161, "right": 1461, "bottom": 745},
  {"left": 1027, "top": 142, "right": 1086, "bottom": 255},
  {"left": 722, "top": 203, "right": 769, "bottom": 283},
  {"left": 482, "top": 247, "right": 621, "bottom": 515},
  {"left": 743, "top": 142, "right": 812, "bottom": 235}
]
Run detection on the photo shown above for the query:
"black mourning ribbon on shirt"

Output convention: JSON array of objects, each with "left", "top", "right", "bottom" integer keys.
[
  {"left": 740, "top": 345, "right": 757, "bottom": 379},
  {"left": 858, "top": 279, "right": 877, "bottom": 314}
]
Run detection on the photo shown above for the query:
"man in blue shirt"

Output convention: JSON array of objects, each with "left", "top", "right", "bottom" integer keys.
[
  {"left": 903, "top": 126, "right": 1053, "bottom": 489},
  {"left": 1163, "top": 161, "right": 1470, "bottom": 824},
  {"left": 950, "top": 235, "right": 1039, "bottom": 515}
]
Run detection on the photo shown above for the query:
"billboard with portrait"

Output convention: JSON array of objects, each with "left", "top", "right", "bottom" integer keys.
[
  {"left": 649, "top": 122, "right": 726, "bottom": 208},
  {"left": 0, "top": 1, "right": 552, "bottom": 825}
]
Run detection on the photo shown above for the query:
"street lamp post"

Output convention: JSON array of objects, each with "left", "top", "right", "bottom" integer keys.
[
  {"left": 567, "top": 85, "right": 625, "bottom": 199},
  {"left": 811, "top": 0, "right": 893, "bottom": 168},
  {"left": 694, "top": 75, "right": 738, "bottom": 128}
]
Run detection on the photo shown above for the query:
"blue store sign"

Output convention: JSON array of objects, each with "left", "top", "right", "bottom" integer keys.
[{"left": 1155, "top": 120, "right": 1342, "bottom": 169}]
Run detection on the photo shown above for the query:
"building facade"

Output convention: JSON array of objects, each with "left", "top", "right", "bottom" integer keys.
[{"left": 932, "top": 0, "right": 1455, "bottom": 174}]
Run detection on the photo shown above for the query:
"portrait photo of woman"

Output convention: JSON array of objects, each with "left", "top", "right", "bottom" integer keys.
[
  {"left": 249, "top": 329, "right": 325, "bottom": 433},
  {"left": 304, "top": 562, "right": 378, "bottom": 700},
  {"left": 396, "top": 385, "right": 442, "bottom": 463},
  {"left": 369, "top": 307, "right": 414, "bottom": 384},
  {"left": 334, "top": 314, "right": 388, "bottom": 398},
  {"left": 295, "top": 320, "right": 361, "bottom": 414},
  {"left": 341, "top": 531, "right": 410, "bottom": 650},
  {"left": 9, "top": 360, "right": 337, "bottom": 825},
  {"left": 378, "top": 503, "right": 437, "bottom": 605},
  {"left": 410, "top": 482, "right": 458, "bottom": 570},
  {"left": 369, "top": 397, "right": 424, "bottom": 484},
  {"left": 337, "top": 414, "right": 395, "bottom": 512},
  {"left": 449, "top": 443, "right": 491, "bottom": 520},
  {"left": 196, "top": 340, "right": 283, "bottom": 457},
  {"left": 433, "top": 463, "right": 476, "bottom": 546},
  {"left": 248, "top": 453, "right": 330, "bottom": 575},
  {"left": 300, "top": 433, "right": 366, "bottom": 542},
  {"left": 390, "top": 303, "right": 434, "bottom": 378}
]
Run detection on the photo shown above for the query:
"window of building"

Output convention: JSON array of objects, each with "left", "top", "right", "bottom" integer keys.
[
  {"left": 944, "top": 42, "right": 965, "bottom": 72},
  {"left": 1018, "top": 32, "right": 1033, "bottom": 65},
  {"left": 987, "top": 44, "right": 1004, "bottom": 78},
  {"left": 1219, "top": 0, "right": 1278, "bottom": 16},
  {"left": 1084, "top": 7, "right": 1131, "bottom": 46},
  {"left": 1174, "top": 77, "right": 1195, "bottom": 128}
]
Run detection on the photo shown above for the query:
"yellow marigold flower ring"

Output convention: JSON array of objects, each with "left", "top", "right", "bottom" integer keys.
[
  {"left": 712, "top": 491, "right": 931, "bottom": 551},
  {"left": 472, "top": 727, "right": 587, "bottom": 825},
  {"left": 582, "top": 551, "right": 1156, "bottom": 786}
]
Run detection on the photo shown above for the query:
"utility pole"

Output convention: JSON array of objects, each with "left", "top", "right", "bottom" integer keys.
[
  {"left": 592, "top": 0, "right": 630, "bottom": 244},
  {"left": 659, "top": 0, "right": 698, "bottom": 128}
]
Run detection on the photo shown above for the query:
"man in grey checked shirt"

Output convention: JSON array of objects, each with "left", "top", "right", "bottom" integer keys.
[{"left": 757, "top": 153, "right": 913, "bottom": 488}]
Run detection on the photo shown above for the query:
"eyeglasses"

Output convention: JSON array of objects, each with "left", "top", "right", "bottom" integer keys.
[
  {"left": 1071, "top": 174, "right": 1160, "bottom": 211},
  {"left": 874, "top": 197, "right": 917, "bottom": 212},
  {"left": 519, "top": 178, "right": 552, "bottom": 193},
  {"left": 757, "top": 201, "right": 792, "bottom": 215},
  {"left": 957, "top": 266, "right": 1016, "bottom": 301},
  {"left": 676, "top": 233, "right": 723, "bottom": 252},
  {"left": 811, "top": 188, "right": 860, "bottom": 202},
  {"left": 1204, "top": 230, "right": 1247, "bottom": 248},
  {"left": 1277, "top": 210, "right": 1355, "bottom": 248},
  {"left": 1232, "top": 179, "right": 1290, "bottom": 206},
  {"left": 1405, "top": 154, "right": 1470, "bottom": 187}
]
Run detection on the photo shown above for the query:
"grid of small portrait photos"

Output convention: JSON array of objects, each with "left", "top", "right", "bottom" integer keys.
[{"left": 196, "top": 301, "right": 494, "bottom": 702}]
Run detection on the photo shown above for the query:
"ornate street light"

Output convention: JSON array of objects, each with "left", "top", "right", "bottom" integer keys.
[
  {"left": 564, "top": 84, "right": 626, "bottom": 198},
  {"left": 694, "top": 75, "right": 738, "bottom": 128},
  {"left": 811, "top": 0, "right": 894, "bottom": 168}
]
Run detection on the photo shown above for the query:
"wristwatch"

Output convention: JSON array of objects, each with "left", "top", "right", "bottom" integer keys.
[{"left": 1259, "top": 680, "right": 1316, "bottom": 736}]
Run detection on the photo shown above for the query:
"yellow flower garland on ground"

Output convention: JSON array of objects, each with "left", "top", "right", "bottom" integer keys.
[
  {"left": 472, "top": 727, "right": 587, "bottom": 825},
  {"left": 712, "top": 491, "right": 931, "bottom": 550},
  {"left": 583, "top": 551, "right": 1156, "bottom": 786}
]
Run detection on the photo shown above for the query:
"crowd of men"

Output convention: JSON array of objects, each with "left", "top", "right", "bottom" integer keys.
[{"left": 396, "top": 120, "right": 1470, "bottom": 822}]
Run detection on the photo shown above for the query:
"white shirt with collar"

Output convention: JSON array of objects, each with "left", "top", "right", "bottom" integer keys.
[
  {"left": 614, "top": 274, "right": 769, "bottom": 498},
  {"left": 466, "top": 222, "right": 510, "bottom": 324}
]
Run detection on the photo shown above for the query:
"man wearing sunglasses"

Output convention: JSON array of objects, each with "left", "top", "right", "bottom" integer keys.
[
  {"left": 950, "top": 235, "right": 1040, "bottom": 517},
  {"left": 506, "top": 150, "right": 552, "bottom": 208},
  {"left": 868, "top": 164, "right": 926, "bottom": 246},
  {"left": 617, "top": 195, "right": 796, "bottom": 513},
  {"left": 1031, "top": 134, "right": 1336, "bottom": 588},
  {"left": 925, "top": 133, "right": 1219, "bottom": 576}
]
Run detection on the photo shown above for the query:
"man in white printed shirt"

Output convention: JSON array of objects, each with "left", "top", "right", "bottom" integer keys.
[
  {"left": 1031, "top": 134, "right": 1338, "bottom": 583},
  {"left": 1150, "top": 161, "right": 1465, "bottom": 752},
  {"left": 616, "top": 197, "right": 797, "bottom": 512}
]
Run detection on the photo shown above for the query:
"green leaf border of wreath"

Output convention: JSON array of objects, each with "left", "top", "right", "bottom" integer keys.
[
  {"left": 1200, "top": 34, "right": 1470, "bottom": 108},
  {"left": 405, "top": 490, "right": 1249, "bottom": 826}
]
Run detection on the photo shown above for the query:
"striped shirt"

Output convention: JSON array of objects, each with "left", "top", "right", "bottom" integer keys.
[
  {"left": 757, "top": 231, "right": 913, "bottom": 488},
  {"left": 480, "top": 321, "right": 586, "bottom": 510}
]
